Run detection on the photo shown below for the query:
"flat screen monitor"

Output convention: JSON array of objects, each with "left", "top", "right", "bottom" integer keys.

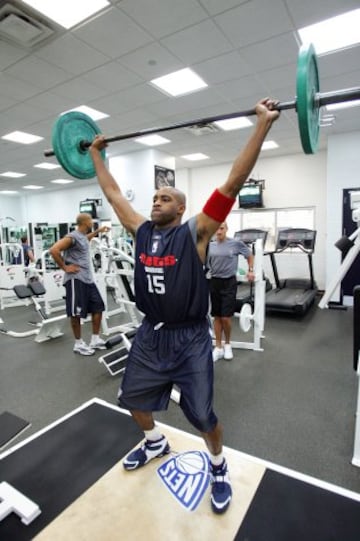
[
  {"left": 238, "top": 184, "right": 263, "bottom": 209},
  {"left": 79, "top": 200, "right": 97, "bottom": 218}
]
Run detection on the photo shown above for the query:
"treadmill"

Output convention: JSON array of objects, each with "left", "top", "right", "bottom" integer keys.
[
  {"left": 233, "top": 228, "right": 270, "bottom": 311},
  {"left": 265, "top": 228, "right": 317, "bottom": 316}
]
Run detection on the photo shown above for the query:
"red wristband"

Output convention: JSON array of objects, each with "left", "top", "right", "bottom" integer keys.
[{"left": 202, "top": 189, "right": 235, "bottom": 222}]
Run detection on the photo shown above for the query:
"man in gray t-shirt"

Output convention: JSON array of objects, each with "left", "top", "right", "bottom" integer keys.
[
  {"left": 50, "top": 213, "right": 109, "bottom": 356},
  {"left": 207, "top": 222, "right": 254, "bottom": 361}
]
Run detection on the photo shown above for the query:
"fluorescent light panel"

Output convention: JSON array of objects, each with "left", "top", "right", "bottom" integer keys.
[
  {"left": 61, "top": 105, "right": 109, "bottom": 121},
  {"left": 181, "top": 153, "right": 209, "bottom": 161},
  {"left": 51, "top": 179, "right": 74, "bottom": 184},
  {"left": 0, "top": 172, "right": 26, "bottom": 178},
  {"left": 0, "top": 190, "right": 19, "bottom": 194},
  {"left": 21, "top": 0, "right": 110, "bottom": 29},
  {"left": 2, "top": 131, "right": 43, "bottom": 144},
  {"left": 135, "top": 135, "right": 170, "bottom": 146},
  {"left": 214, "top": 118, "right": 253, "bottom": 131},
  {"left": 298, "top": 9, "right": 360, "bottom": 55},
  {"left": 34, "top": 163, "right": 61, "bottom": 170},
  {"left": 262, "top": 141, "right": 279, "bottom": 150},
  {"left": 151, "top": 68, "right": 208, "bottom": 97},
  {"left": 23, "top": 185, "right": 43, "bottom": 190}
]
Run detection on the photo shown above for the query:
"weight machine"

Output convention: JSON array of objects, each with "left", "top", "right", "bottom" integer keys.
[
  {"left": 319, "top": 191, "right": 360, "bottom": 310},
  {"left": 233, "top": 236, "right": 266, "bottom": 351},
  {"left": 209, "top": 235, "right": 266, "bottom": 352},
  {"left": 37, "top": 250, "right": 65, "bottom": 315},
  {"left": 0, "top": 243, "right": 27, "bottom": 309},
  {"left": 90, "top": 240, "right": 141, "bottom": 336},
  {"left": 319, "top": 191, "right": 360, "bottom": 467},
  {"left": 0, "top": 281, "right": 66, "bottom": 343}
]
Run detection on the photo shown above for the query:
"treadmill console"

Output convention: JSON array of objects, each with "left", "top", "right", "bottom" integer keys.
[
  {"left": 276, "top": 228, "right": 316, "bottom": 252},
  {"left": 234, "top": 229, "right": 268, "bottom": 246}
]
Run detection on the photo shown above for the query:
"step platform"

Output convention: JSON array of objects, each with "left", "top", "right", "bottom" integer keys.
[{"left": 0, "top": 398, "right": 359, "bottom": 541}]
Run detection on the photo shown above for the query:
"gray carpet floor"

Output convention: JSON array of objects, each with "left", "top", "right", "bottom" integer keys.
[{"left": 0, "top": 294, "right": 359, "bottom": 494}]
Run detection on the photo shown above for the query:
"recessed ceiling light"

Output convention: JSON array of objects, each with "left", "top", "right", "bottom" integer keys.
[
  {"left": 34, "top": 163, "right": 61, "bottom": 170},
  {"left": 22, "top": 185, "right": 43, "bottom": 190},
  {"left": 181, "top": 153, "right": 209, "bottom": 161},
  {"left": 61, "top": 105, "right": 109, "bottom": 121},
  {"left": 135, "top": 135, "right": 170, "bottom": 146},
  {"left": 2, "top": 131, "right": 44, "bottom": 144},
  {"left": 298, "top": 8, "right": 360, "bottom": 55},
  {"left": 0, "top": 190, "right": 19, "bottom": 194},
  {"left": 51, "top": 179, "right": 74, "bottom": 184},
  {"left": 214, "top": 118, "right": 253, "bottom": 131},
  {"left": 262, "top": 141, "right": 279, "bottom": 150},
  {"left": 21, "top": 0, "right": 110, "bottom": 30},
  {"left": 150, "top": 68, "right": 208, "bottom": 97},
  {"left": 0, "top": 171, "right": 26, "bottom": 178},
  {"left": 326, "top": 100, "right": 360, "bottom": 111}
]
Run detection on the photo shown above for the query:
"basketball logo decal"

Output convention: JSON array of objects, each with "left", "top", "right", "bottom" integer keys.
[{"left": 157, "top": 451, "right": 210, "bottom": 511}]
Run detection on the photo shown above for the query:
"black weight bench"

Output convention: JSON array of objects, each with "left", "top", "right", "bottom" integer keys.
[{"left": 1, "top": 282, "right": 67, "bottom": 342}]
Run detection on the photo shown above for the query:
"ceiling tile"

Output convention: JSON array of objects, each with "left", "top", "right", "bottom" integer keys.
[
  {"left": 0, "top": 40, "right": 28, "bottom": 70},
  {"left": 82, "top": 62, "right": 143, "bottom": 91},
  {"left": 25, "top": 92, "right": 80, "bottom": 117},
  {"left": 284, "top": 0, "right": 360, "bottom": 28},
  {"left": 52, "top": 77, "right": 109, "bottom": 105},
  {"left": 0, "top": 73, "right": 43, "bottom": 101},
  {"left": 216, "top": 74, "right": 267, "bottom": 102},
  {"left": 73, "top": 7, "right": 152, "bottom": 59},
  {"left": 118, "top": 0, "right": 208, "bottom": 38},
  {"left": 118, "top": 42, "right": 183, "bottom": 79},
  {"left": 318, "top": 45, "right": 360, "bottom": 79},
  {"left": 161, "top": 19, "right": 233, "bottom": 64},
  {"left": 239, "top": 33, "right": 299, "bottom": 72},
  {"left": 215, "top": 0, "right": 294, "bottom": 48},
  {"left": 0, "top": 94, "right": 18, "bottom": 112},
  {"left": 34, "top": 34, "right": 110, "bottom": 74},
  {"left": 4, "top": 55, "right": 73, "bottom": 91},
  {"left": 198, "top": 0, "right": 250, "bottom": 16},
  {"left": 194, "top": 50, "right": 253, "bottom": 84}
]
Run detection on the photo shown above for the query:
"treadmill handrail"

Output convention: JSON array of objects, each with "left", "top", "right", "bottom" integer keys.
[{"left": 274, "top": 242, "right": 315, "bottom": 254}]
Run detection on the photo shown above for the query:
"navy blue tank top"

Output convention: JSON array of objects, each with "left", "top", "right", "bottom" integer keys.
[{"left": 134, "top": 218, "right": 209, "bottom": 324}]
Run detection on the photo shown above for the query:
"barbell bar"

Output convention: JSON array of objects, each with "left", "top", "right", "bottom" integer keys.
[{"left": 44, "top": 43, "right": 360, "bottom": 179}]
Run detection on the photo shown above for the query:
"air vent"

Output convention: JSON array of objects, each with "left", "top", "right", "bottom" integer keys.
[
  {"left": 185, "top": 123, "right": 220, "bottom": 136},
  {"left": 0, "top": 3, "right": 54, "bottom": 47}
]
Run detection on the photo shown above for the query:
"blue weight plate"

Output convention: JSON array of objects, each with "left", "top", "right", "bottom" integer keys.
[
  {"left": 296, "top": 43, "right": 320, "bottom": 154},
  {"left": 52, "top": 111, "right": 105, "bottom": 179}
]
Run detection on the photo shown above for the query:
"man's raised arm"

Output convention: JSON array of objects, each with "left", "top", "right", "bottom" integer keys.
[
  {"left": 89, "top": 136, "right": 146, "bottom": 237},
  {"left": 197, "top": 98, "right": 280, "bottom": 249}
]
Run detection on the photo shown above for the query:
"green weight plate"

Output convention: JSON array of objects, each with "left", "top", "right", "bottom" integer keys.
[
  {"left": 51, "top": 111, "right": 105, "bottom": 179},
  {"left": 296, "top": 43, "right": 320, "bottom": 154}
]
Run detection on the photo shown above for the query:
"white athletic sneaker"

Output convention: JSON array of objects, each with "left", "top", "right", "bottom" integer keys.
[
  {"left": 212, "top": 347, "right": 224, "bottom": 362},
  {"left": 89, "top": 337, "right": 107, "bottom": 350},
  {"left": 224, "top": 344, "right": 233, "bottom": 360},
  {"left": 73, "top": 341, "right": 95, "bottom": 356}
]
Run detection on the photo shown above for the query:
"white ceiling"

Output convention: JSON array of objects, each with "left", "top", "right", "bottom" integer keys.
[{"left": 0, "top": 0, "right": 359, "bottom": 194}]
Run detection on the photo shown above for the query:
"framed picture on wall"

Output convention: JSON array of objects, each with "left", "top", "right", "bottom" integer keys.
[{"left": 154, "top": 165, "right": 175, "bottom": 189}]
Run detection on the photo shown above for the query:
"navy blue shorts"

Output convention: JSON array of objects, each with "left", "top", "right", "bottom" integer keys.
[
  {"left": 210, "top": 276, "right": 237, "bottom": 317},
  {"left": 118, "top": 319, "right": 218, "bottom": 433},
  {"left": 65, "top": 278, "right": 105, "bottom": 318}
]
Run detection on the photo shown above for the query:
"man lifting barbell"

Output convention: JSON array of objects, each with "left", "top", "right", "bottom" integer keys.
[{"left": 87, "top": 97, "right": 280, "bottom": 515}]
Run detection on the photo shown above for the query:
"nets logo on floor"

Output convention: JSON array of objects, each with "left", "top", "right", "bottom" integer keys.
[{"left": 157, "top": 451, "right": 210, "bottom": 511}]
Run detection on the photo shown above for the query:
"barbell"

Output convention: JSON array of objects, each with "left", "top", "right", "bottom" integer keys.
[{"left": 44, "top": 43, "right": 360, "bottom": 180}]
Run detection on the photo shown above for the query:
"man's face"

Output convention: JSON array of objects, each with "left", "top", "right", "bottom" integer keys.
[
  {"left": 216, "top": 223, "right": 227, "bottom": 241},
  {"left": 84, "top": 215, "right": 93, "bottom": 233},
  {"left": 151, "top": 189, "right": 184, "bottom": 226}
]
